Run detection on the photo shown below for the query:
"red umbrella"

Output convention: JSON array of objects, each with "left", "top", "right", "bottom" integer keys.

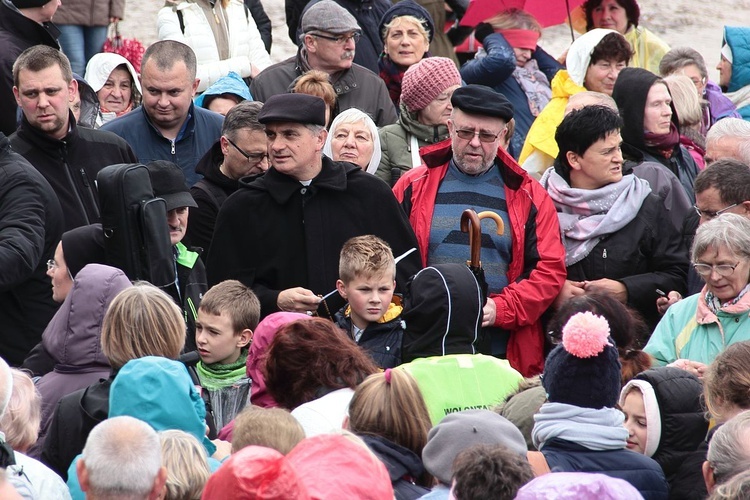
[{"left": 460, "top": 0, "right": 587, "bottom": 28}]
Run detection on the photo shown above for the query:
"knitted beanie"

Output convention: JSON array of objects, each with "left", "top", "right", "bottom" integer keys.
[
  {"left": 400, "top": 57, "right": 461, "bottom": 113},
  {"left": 542, "top": 311, "right": 621, "bottom": 409}
]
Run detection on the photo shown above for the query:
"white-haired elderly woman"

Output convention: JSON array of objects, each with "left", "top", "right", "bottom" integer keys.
[
  {"left": 84, "top": 53, "right": 142, "bottom": 127},
  {"left": 646, "top": 213, "right": 750, "bottom": 375},
  {"left": 323, "top": 108, "right": 381, "bottom": 175}
]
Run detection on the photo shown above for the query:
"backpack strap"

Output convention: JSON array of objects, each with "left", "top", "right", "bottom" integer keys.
[
  {"left": 192, "top": 180, "right": 228, "bottom": 212},
  {"left": 527, "top": 450, "right": 550, "bottom": 476}
]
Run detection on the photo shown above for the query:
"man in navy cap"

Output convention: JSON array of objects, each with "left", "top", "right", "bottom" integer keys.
[
  {"left": 393, "top": 84, "right": 566, "bottom": 377},
  {"left": 206, "top": 93, "right": 420, "bottom": 319}
]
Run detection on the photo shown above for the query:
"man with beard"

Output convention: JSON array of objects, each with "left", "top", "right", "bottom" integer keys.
[
  {"left": 392, "top": 84, "right": 567, "bottom": 377},
  {"left": 251, "top": 0, "right": 396, "bottom": 127}
]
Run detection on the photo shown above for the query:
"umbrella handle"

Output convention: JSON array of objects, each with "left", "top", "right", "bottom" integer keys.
[
  {"left": 477, "top": 211, "right": 504, "bottom": 236},
  {"left": 460, "top": 209, "right": 482, "bottom": 267}
]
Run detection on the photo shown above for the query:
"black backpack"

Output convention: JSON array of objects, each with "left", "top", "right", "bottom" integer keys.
[{"left": 97, "top": 163, "right": 176, "bottom": 288}]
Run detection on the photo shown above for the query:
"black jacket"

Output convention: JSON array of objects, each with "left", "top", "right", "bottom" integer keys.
[
  {"left": 10, "top": 113, "right": 138, "bottom": 231},
  {"left": 207, "top": 157, "right": 421, "bottom": 318},
  {"left": 334, "top": 303, "right": 404, "bottom": 368},
  {"left": 632, "top": 367, "right": 707, "bottom": 491},
  {"left": 566, "top": 193, "right": 688, "bottom": 330},
  {"left": 669, "top": 426, "right": 718, "bottom": 500},
  {"left": 41, "top": 376, "right": 112, "bottom": 481},
  {"left": 186, "top": 141, "right": 239, "bottom": 258},
  {"left": 401, "top": 264, "right": 484, "bottom": 363},
  {"left": 0, "top": 0, "right": 59, "bottom": 136},
  {"left": 244, "top": 0, "right": 272, "bottom": 53},
  {"left": 360, "top": 435, "right": 430, "bottom": 500},
  {"left": 0, "top": 133, "right": 63, "bottom": 365},
  {"left": 165, "top": 243, "right": 207, "bottom": 353}
]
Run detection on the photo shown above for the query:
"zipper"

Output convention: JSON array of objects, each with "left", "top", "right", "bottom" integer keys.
[
  {"left": 61, "top": 143, "right": 91, "bottom": 225},
  {"left": 602, "top": 248, "right": 607, "bottom": 275},
  {"left": 171, "top": 139, "right": 176, "bottom": 155}
]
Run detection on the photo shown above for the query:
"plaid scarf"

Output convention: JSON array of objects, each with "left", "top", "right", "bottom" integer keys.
[{"left": 378, "top": 53, "right": 407, "bottom": 108}]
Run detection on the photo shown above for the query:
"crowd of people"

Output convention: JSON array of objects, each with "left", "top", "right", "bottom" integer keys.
[{"left": 1, "top": 0, "right": 750, "bottom": 497}]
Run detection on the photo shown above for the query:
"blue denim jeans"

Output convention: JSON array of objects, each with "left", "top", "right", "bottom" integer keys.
[{"left": 57, "top": 24, "right": 109, "bottom": 76}]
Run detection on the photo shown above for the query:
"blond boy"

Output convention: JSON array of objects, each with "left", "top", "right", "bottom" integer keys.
[
  {"left": 335, "top": 235, "right": 404, "bottom": 368},
  {"left": 195, "top": 280, "right": 260, "bottom": 429}
]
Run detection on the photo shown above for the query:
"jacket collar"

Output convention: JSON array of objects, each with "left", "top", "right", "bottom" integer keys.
[
  {"left": 17, "top": 110, "right": 78, "bottom": 149},
  {"left": 141, "top": 102, "right": 195, "bottom": 140},
  {"left": 0, "top": 0, "right": 60, "bottom": 46},
  {"left": 695, "top": 286, "right": 750, "bottom": 325},
  {"left": 241, "top": 156, "right": 356, "bottom": 204}
]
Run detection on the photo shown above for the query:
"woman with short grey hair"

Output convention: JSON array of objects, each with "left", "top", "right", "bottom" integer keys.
[{"left": 646, "top": 213, "right": 750, "bottom": 369}]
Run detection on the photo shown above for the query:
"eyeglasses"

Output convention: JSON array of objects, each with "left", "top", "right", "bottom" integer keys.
[
  {"left": 46, "top": 259, "right": 58, "bottom": 272},
  {"left": 310, "top": 32, "right": 361, "bottom": 45},
  {"left": 226, "top": 136, "right": 268, "bottom": 164},
  {"left": 454, "top": 128, "right": 504, "bottom": 143},
  {"left": 693, "top": 203, "right": 739, "bottom": 219},
  {"left": 693, "top": 261, "right": 741, "bottom": 277}
]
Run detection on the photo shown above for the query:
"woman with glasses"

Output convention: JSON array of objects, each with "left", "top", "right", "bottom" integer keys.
[{"left": 646, "top": 213, "right": 750, "bottom": 368}]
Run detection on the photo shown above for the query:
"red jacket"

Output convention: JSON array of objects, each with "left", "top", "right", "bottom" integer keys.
[{"left": 393, "top": 139, "right": 566, "bottom": 376}]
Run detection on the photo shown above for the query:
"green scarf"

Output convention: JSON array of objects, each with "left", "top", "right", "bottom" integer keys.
[{"left": 196, "top": 349, "right": 248, "bottom": 391}]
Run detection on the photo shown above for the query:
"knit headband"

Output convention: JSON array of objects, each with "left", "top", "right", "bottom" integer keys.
[{"left": 500, "top": 29, "right": 540, "bottom": 51}]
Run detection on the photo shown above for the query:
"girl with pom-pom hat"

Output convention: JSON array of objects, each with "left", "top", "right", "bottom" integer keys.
[{"left": 529, "top": 312, "right": 669, "bottom": 500}]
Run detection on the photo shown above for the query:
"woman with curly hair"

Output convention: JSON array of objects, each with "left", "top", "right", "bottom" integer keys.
[{"left": 264, "top": 318, "right": 378, "bottom": 436}]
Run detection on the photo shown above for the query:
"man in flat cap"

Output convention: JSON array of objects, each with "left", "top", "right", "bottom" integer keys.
[
  {"left": 393, "top": 84, "right": 566, "bottom": 377},
  {"left": 251, "top": 0, "right": 397, "bottom": 127},
  {"left": 206, "top": 93, "right": 420, "bottom": 319}
]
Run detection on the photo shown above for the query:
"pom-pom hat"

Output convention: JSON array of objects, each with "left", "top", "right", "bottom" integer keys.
[{"left": 542, "top": 311, "right": 621, "bottom": 409}]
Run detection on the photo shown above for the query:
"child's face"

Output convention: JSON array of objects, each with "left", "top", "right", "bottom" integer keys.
[
  {"left": 195, "top": 310, "right": 250, "bottom": 365},
  {"left": 622, "top": 389, "right": 648, "bottom": 454},
  {"left": 336, "top": 272, "right": 395, "bottom": 330}
]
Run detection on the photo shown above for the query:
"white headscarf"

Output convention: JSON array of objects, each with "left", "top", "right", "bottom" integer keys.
[
  {"left": 84, "top": 52, "right": 142, "bottom": 94},
  {"left": 567, "top": 28, "right": 619, "bottom": 87},
  {"left": 323, "top": 108, "right": 382, "bottom": 175}
]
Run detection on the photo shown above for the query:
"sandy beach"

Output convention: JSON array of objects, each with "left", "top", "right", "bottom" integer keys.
[{"left": 120, "top": 0, "right": 750, "bottom": 80}]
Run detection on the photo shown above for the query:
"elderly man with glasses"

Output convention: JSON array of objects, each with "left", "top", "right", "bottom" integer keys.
[
  {"left": 188, "top": 101, "right": 268, "bottom": 258},
  {"left": 250, "top": 0, "right": 397, "bottom": 127},
  {"left": 392, "top": 84, "right": 567, "bottom": 377}
]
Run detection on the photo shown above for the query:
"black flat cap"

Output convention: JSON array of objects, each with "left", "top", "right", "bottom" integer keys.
[
  {"left": 451, "top": 85, "right": 514, "bottom": 121},
  {"left": 146, "top": 160, "right": 198, "bottom": 211},
  {"left": 257, "top": 93, "right": 327, "bottom": 126}
]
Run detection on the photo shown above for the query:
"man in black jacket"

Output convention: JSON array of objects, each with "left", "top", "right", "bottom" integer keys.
[
  {"left": 10, "top": 45, "right": 137, "bottom": 232},
  {"left": 187, "top": 101, "right": 267, "bottom": 258},
  {"left": 0, "top": 131, "right": 63, "bottom": 365},
  {"left": 207, "top": 93, "right": 420, "bottom": 319},
  {"left": 0, "top": 0, "right": 60, "bottom": 136}
]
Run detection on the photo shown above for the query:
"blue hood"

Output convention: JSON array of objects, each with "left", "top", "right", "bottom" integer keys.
[
  {"left": 109, "top": 356, "right": 216, "bottom": 455},
  {"left": 194, "top": 71, "right": 253, "bottom": 108},
  {"left": 724, "top": 26, "right": 750, "bottom": 92}
]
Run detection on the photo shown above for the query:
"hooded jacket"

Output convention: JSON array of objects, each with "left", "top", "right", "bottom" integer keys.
[
  {"left": 194, "top": 71, "right": 253, "bottom": 109},
  {"left": 34, "top": 265, "right": 131, "bottom": 456},
  {"left": 519, "top": 28, "right": 617, "bottom": 171},
  {"left": 335, "top": 300, "right": 404, "bottom": 369},
  {"left": 393, "top": 140, "right": 566, "bottom": 376},
  {"left": 187, "top": 141, "right": 240, "bottom": 257},
  {"left": 109, "top": 356, "right": 216, "bottom": 455},
  {"left": 9, "top": 112, "right": 138, "bottom": 231},
  {"left": 400, "top": 264, "right": 482, "bottom": 362},
  {"left": 207, "top": 157, "right": 421, "bottom": 318},
  {"left": 612, "top": 67, "right": 699, "bottom": 203},
  {"left": 620, "top": 367, "right": 707, "bottom": 491},
  {"left": 0, "top": 0, "right": 59, "bottom": 136},
  {"left": 360, "top": 435, "right": 430, "bottom": 500},
  {"left": 723, "top": 26, "right": 750, "bottom": 119}
]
